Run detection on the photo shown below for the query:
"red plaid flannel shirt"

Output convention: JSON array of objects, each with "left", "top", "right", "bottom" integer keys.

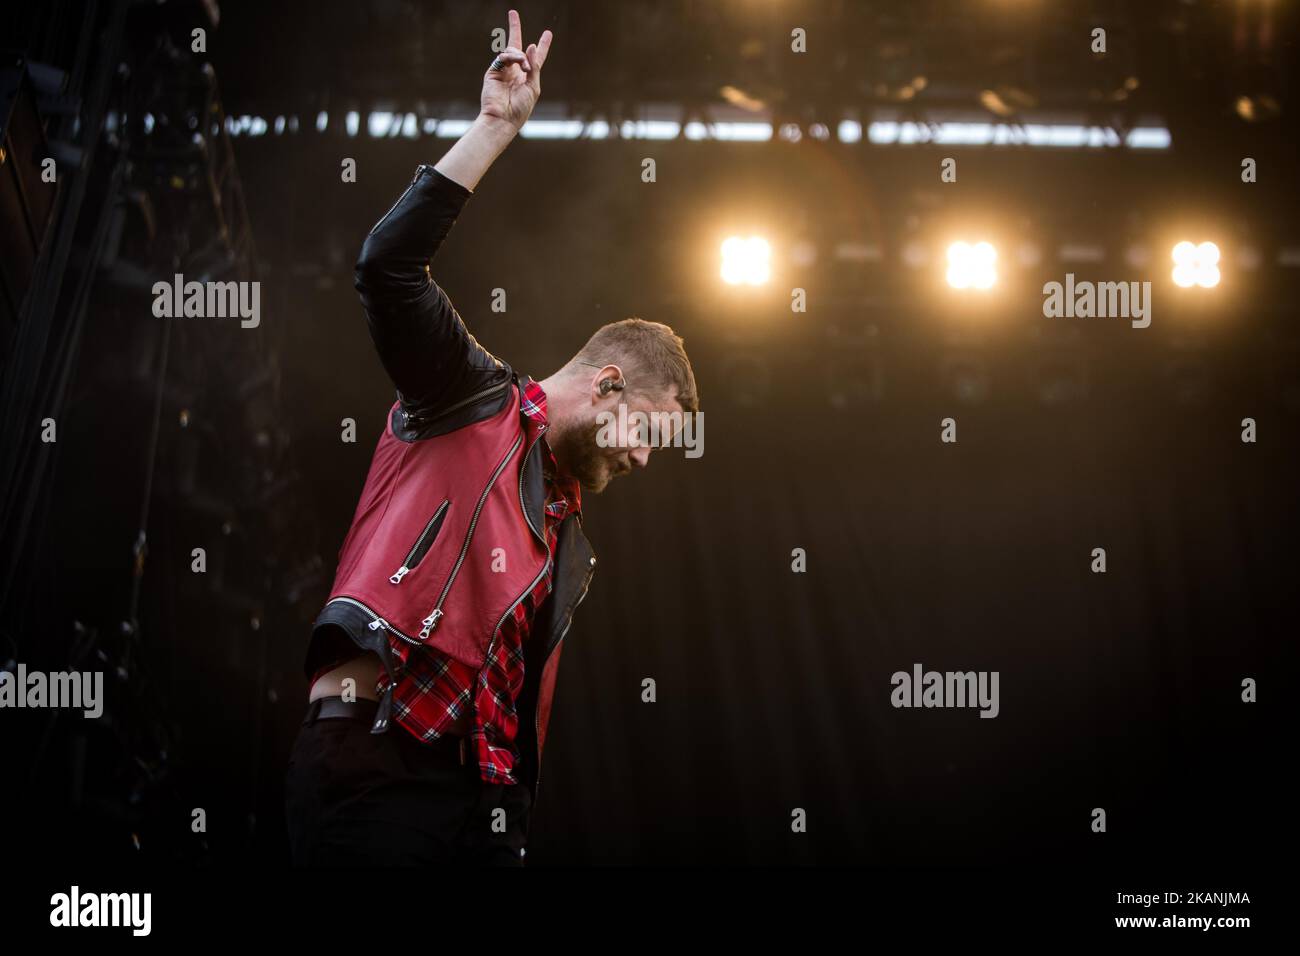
[{"left": 312, "top": 380, "right": 579, "bottom": 785}]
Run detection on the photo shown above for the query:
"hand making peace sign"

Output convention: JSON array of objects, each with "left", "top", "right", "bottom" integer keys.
[{"left": 480, "top": 9, "right": 553, "bottom": 131}]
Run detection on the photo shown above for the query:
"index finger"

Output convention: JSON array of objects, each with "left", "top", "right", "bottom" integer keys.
[{"left": 508, "top": 9, "right": 522, "bottom": 51}]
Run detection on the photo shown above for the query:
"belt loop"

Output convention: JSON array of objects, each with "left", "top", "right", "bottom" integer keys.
[{"left": 459, "top": 738, "right": 467, "bottom": 766}]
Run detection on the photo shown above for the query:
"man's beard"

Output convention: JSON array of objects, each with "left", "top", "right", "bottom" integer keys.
[{"left": 550, "top": 418, "right": 628, "bottom": 493}]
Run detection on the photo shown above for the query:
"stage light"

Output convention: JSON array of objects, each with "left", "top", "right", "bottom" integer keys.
[
  {"left": 861, "top": 121, "right": 1170, "bottom": 150},
  {"left": 627, "top": 120, "right": 684, "bottom": 139},
  {"left": 1171, "top": 241, "right": 1220, "bottom": 288},
  {"left": 435, "top": 119, "right": 474, "bottom": 138},
  {"left": 721, "top": 236, "right": 771, "bottom": 286},
  {"left": 519, "top": 120, "right": 586, "bottom": 139},
  {"left": 946, "top": 241, "right": 997, "bottom": 290}
]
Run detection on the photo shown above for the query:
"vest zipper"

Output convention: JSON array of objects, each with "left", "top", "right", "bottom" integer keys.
[
  {"left": 389, "top": 499, "right": 450, "bottom": 584},
  {"left": 403, "top": 379, "right": 511, "bottom": 430},
  {"left": 418, "top": 433, "right": 524, "bottom": 640},
  {"left": 327, "top": 595, "right": 422, "bottom": 645}
]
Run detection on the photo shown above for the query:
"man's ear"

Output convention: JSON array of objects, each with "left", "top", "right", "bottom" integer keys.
[{"left": 590, "top": 364, "right": 624, "bottom": 401}]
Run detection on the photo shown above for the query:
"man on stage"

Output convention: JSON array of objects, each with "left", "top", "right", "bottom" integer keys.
[{"left": 284, "top": 9, "right": 699, "bottom": 866}]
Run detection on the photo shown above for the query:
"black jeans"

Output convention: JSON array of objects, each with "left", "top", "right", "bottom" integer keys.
[{"left": 284, "top": 697, "right": 532, "bottom": 866}]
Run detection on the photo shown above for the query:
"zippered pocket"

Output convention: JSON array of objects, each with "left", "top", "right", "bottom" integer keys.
[
  {"left": 389, "top": 499, "right": 451, "bottom": 585},
  {"left": 418, "top": 433, "right": 523, "bottom": 640}
]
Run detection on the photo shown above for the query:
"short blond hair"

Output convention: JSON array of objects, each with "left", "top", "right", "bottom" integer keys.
[{"left": 570, "top": 318, "right": 698, "bottom": 413}]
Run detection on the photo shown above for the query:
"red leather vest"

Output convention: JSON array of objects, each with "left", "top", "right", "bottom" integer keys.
[
  {"left": 325, "top": 384, "right": 550, "bottom": 669},
  {"left": 311, "top": 376, "right": 596, "bottom": 808}
]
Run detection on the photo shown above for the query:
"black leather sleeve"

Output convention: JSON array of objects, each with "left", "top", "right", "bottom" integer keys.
[{"left": 354, "top": 164, "right": 510, "bottom": 418}]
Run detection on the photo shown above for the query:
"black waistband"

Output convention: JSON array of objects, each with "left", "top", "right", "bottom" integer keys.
[
  {"left": 306, "top": 695, "right": 379, "bottom": 723},
  {"left": 303, "top": 696, "right": 470, "bottom": 765}
]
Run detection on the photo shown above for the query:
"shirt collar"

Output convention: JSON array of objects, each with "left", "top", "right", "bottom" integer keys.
[
  {"left": 521, "top": 378, "right": 582, "bottom": 518},
  {"left": 519, "top": 377, "right": 549, "bottom": 425}
]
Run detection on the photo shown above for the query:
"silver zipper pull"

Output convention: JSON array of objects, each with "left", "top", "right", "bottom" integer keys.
[
  {"left": 418, "top": 609, "right": 443, "bottom": 640},
  {"left": 390, "top": 566, "right": 410, "bottom": 585},
  {"left": 369, "top": 617, "right": 390, "bottom": 632}
]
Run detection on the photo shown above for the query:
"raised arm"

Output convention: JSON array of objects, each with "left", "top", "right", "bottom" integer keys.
[
  {"left": 353, "top": 10, "right": 553, "bottom": 417},
  {"left": 437, "top": 9, "right": 553, "bottom": 190}
]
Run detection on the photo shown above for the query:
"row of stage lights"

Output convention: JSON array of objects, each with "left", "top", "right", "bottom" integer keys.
[
  {"left": 944, "top": 239, "right": 1221, "bottom": 290},
  {"left": 720, "top": 237, "right": 1225, "bottom": 289},
  {"left": 212, "top": 112, "right": 1173, "bottom": 148}
]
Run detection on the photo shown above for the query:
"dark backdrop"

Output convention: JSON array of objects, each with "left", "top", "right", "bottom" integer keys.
[{"left": 3, "top": 0, "right": 1295, "bottom": 869}]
